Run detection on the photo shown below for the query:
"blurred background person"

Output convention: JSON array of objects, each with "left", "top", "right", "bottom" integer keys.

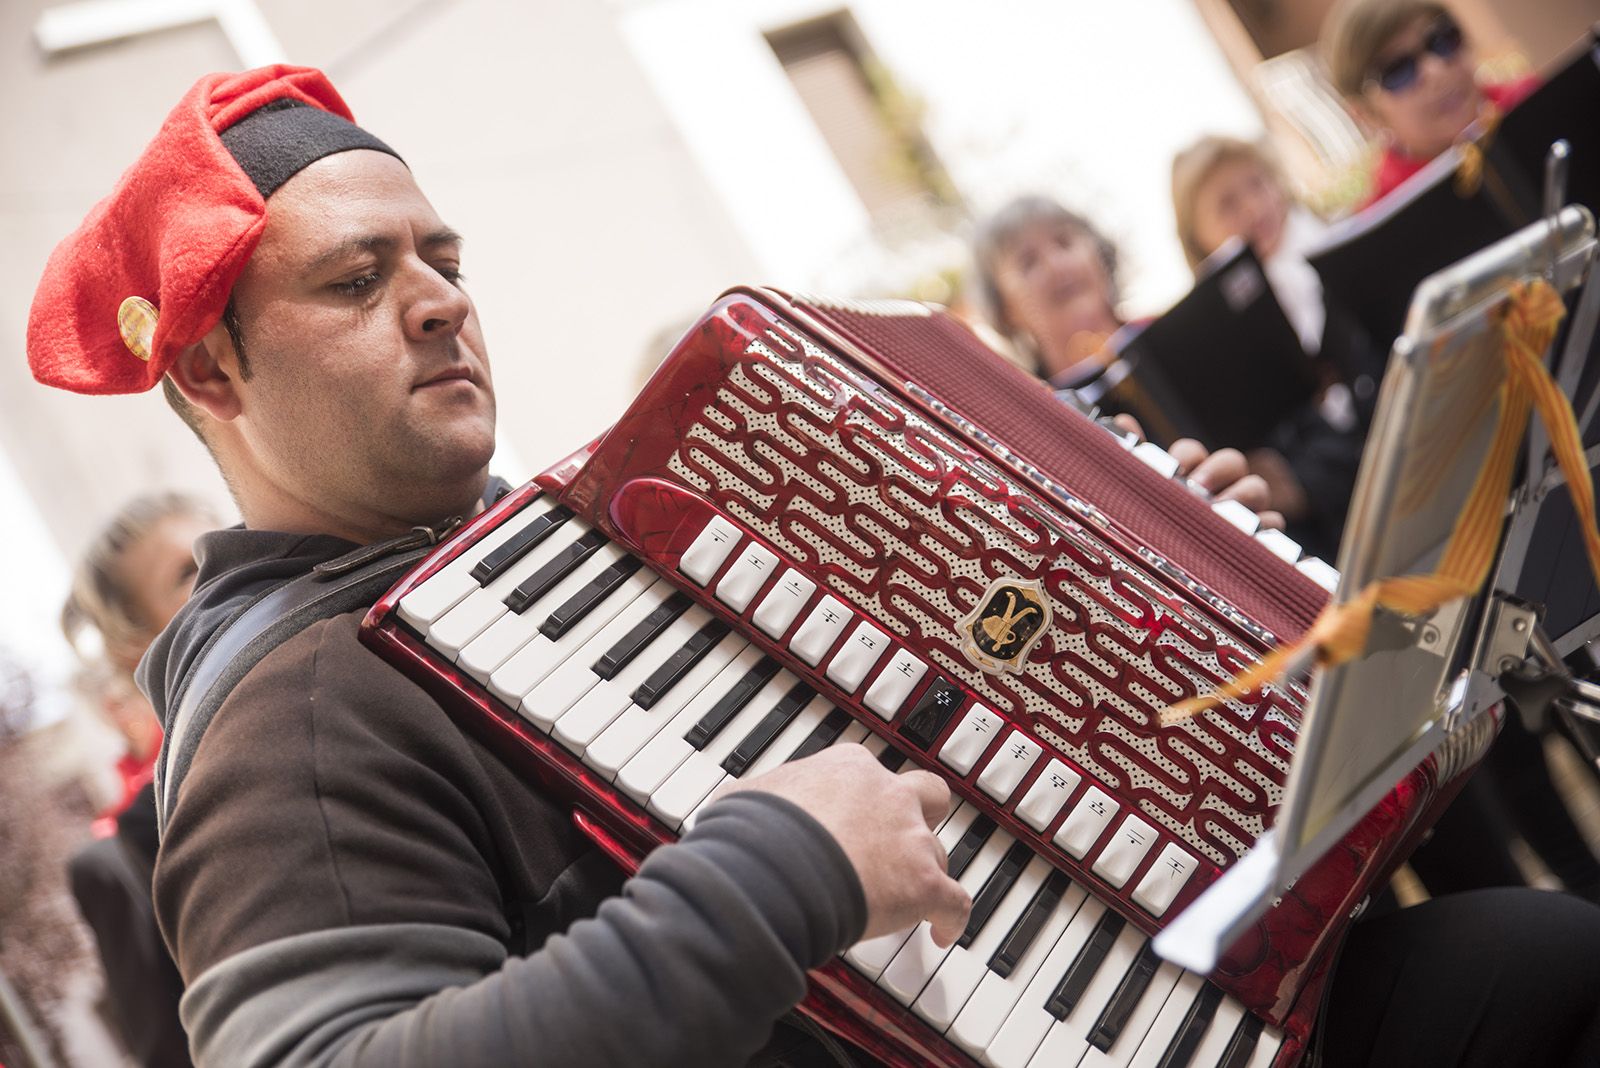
[
  {"left": 1169, "top": 135, "right": 1365, "bottom": 558},
  {"left": 971, "top": 194, "right": 1344, "bottom": 547},
  {"left": 60, "top": 492, "right": 217, "bottom": 1068},
  {"left": 1323, "top": 0, "right": 1539, "bottom": 208}
]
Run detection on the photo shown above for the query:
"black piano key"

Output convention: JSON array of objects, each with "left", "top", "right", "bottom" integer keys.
[
  {"left": 898, "top": 677, "right": 964, "bottom": 750},
  {"left": 947, "top": 815, "right": 996, "bottom": 880},
  {"left": 1044, "top": 910, "right": 1126, "bottom": 1020},
  {"left": 722, "top": 682, "right": 815, "bottom": 777},
  {"left": 785, "top": 707, "right": 851, "bottom": 763},
  {"left": 539, "top": 556, "right": 642, "bottom": 640},
  {"left": 1089, "top": 942, "right": 1162, "bottom": 1051},
  {"left": 958, "top": 841, "right": 1034, "bottom": 949},
  {"left": 591, "top": 593, "right": 692, "bottom": 680},
  {"left": 686, "top": 657, "right": 783, "bottom": 750},
  {"left": 989, "top": 869, "right": 1072, "bottom": 979},
  {"left": 1157, "top": 984, "right": 1224, "bottom": 1068},
  {"left": 470, "top": 504, "right": 573, "bottom": 585},
  {"left": 877, "top": 747, "right": 907, "bottom": 772},
  {"left": 630, "top": 619, "right": 730, "bottom": 709},
  {"left": 504, "top": 529, "right": 610, "bottom": 614},
  {"left": 1218, "top": 1012, "right": 1264, "bottom": 1068}
]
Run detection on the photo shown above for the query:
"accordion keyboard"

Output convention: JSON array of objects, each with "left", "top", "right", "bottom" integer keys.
[{"left": 394, "top": 486, "right": 1295, "bottom": 1068}]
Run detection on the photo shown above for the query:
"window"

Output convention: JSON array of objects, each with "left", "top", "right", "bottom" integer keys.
[{"left": 767, "top": 11, "right": 960, "bottom": 227}]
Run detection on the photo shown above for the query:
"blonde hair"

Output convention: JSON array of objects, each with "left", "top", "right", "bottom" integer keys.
[
  {"left": 1170, "top": 135, "right": 1290, "bottom": 273},
  {"left": 61, "top": 492, "right": 213, "bottom": 673},
  {"left": 1323, "top": 0, "right": 1451, "bottom": 98}
]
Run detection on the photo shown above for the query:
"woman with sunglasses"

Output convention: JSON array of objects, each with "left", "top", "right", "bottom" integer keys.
[{"left": 1323, "top": 0, "right": 1538, "bottom": 208}]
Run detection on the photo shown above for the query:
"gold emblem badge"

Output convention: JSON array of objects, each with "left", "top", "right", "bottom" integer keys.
[
  {"left": 959, "top": 577, "right": 1051, "bottom": 675},
  {"left": 117, "top": 296, "right": 158, "bottom": 362}
]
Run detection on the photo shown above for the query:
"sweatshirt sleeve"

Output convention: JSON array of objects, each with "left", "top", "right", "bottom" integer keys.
[
  {"left": 178, "top": 793, "right": 866, "bottom": 1068},
  {"left": 154, "top": 613, "right": 865, "bottom": 1068}
]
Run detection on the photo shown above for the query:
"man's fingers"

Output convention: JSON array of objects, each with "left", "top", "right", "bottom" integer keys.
[
  {"left": 1168, "top": 437, "right": 1208, "bottom": 475},
  {"left": 901, "top": 768, "right": 953, "bottom": 831},
  {"left": 1215, "top": 472, "right": 1271, "bottom": 513},
  {"left": 1256, "top": 509, "right": 1286, "bottom": 531},
  {"left": 927, "top": 876, "right": 974, "bottom": 949}
]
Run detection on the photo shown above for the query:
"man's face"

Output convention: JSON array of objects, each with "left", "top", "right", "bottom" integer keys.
[{"left": 222, "top": 150, "right": 495, "bottom": 532}]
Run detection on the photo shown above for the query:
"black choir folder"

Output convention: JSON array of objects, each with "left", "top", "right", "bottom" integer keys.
[
  {"left": 1099, "top": 239, "right": 1319, "bottom": 452},
  {"left": 1309, "top": 28, "right": 1600, "bottom": 348}
]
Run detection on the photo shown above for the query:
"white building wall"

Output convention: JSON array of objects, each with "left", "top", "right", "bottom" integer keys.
[{"left": 617, "top": 0, "right": 1266, "bottom": 313}]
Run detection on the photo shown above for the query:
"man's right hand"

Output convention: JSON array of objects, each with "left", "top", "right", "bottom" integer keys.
[{"left": 716, "top": 744, "right": 973, "bottom": 947}]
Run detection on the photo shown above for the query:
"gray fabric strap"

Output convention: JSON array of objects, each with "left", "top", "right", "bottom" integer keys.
[{"left": 155, "top": 544, "right": 428, "bottom": 833}]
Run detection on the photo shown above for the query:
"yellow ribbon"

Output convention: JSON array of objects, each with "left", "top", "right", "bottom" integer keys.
[
  {"left": 1162, "top": 279, "right": 1593, "bottom": 726},
  {"left": 1453, "top": 100, "right": 1503, "bottom": 197}
]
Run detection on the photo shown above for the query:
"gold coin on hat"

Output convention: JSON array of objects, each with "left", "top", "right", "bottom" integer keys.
[{"left": 117, "top": 295, "right": 158, "bottom": 361}]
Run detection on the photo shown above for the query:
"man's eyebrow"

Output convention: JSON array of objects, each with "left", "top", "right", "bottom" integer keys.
[
  {"left": 304, "top": 234, "right": 396, "bottom": 275},
  {"left": 303, "top": 229, "right": 463, "bottom": 275},
  {"left": 422, "top": 227, "right": 464, "bottom": 251}
]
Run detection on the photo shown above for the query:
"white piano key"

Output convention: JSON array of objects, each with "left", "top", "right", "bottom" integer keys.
[
  {"left": 1015, "top": 759, "right": 1081, "bottom": 833},
  {"left": 518, "top": 583, "right": 677, "bottom": 732},
  {"left": 1188, "top": 995, "right": 1246, "bottom": 1067},
  {"left": 948, "top": 877, "right": 1089, "bottom": 1056},
  {"left": 458, "top": 542, "right": 627, "bottom": 682},
  {"left": 1092, "top": 814, "right": 1159, "bottom": 890},
  {"left": 939, "top": 704, "right": 1004, "bottom": 775},
  {"left": 1210, "top": 498, "right": 1260, "bottom": 535},
  {"left": 1254, "top": 526, "right": 1303, "bottom": 564},
  {"left": 846, "top": 803, "right": 980, "bottom": 980},
  {"left": 677, "top": 514, "right": 741, "bottom": 585},
  {"left": 396, "top": 496, "right": 562, "bottom": 629},
  {"left": 568, "top": 627, "right": 748, "bottom": 764},
  {"left": 751, "top": 567, "right": 816, "bottom": 638},
  {"left": 487, "top": 571, "right": 660, "bottom": 709},
  {"left": 1025, "top": 923, "right": 1148, "bottom": 1068},
  {"left": 790, "top": 595, "right": 851, "bottom": 666},
  {"left": 863, "top": 649, "right": 928, "bottom": 720},
  {"left": 1054, "top": 785, "right": 1119, "bottom": 859},
  {"left": 1078, "top": 957, "right": 1183, "bottom": 1068},
  {"left": 1132, "top": 843, "right": 1200, "bottom": 918},
  {"left": 879, "top": 827, "right": 1015, "bottom": 1005},
  {"left": 983, "top": 898, "right": 1108, "bottom": 1068},
  {"left": 427, "top": 519, "right": 597, "bottom": 658},
  {"left": 614, "top": 647, "right": 768, "bottom": 801},
  {"left": 551, "top": 605, "right": 716, "bottom": 753},
  {"left": 648, "top": 671, "right": 800, "bottom": 829},
  {"left": 977, "top": 730, "right": 1043, "bottom": 804},
  {"left": 1246, "top": 1027, "right": 1286, "bottom": 1068},
  {"left": 738, "top": 693, "right": 832, "bottom": 781},
  {"left": 1295, "top": 556, "right": 1340, "bottom": 593},
  {"left": 714, "top": 541, "right": 780, "bottom": 612},
  {"left": 1127, "top": 971, "right": 1207, "bottom": 1068},
  {"left": 825, "top": 621, "right": 892, "bottom": 693},
  {"left": 1132, "top": 442, "right": 1181, "bottom": 479},
  {"left": 914, "top": 855, "right": 1053, "bottom": 1030},
  {"left": 831, "top": 721, "right": 871, "bottom": 748}
]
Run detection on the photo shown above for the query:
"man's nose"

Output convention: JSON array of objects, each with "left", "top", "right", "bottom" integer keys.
[{"left": 405, "top": 267, "right": 470, "bottom": 339}]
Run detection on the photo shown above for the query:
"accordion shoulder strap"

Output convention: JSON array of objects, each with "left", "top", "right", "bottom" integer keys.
[{"left": 153, "top": 540, "right": 431, "bottom": 833}]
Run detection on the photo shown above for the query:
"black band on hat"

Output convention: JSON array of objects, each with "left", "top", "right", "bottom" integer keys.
[{"left": 220, "top": 99, "right": 402, "bottom": 199}]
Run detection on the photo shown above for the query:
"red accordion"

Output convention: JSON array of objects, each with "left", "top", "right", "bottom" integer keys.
[{"left": 361, "top": 288, "right": 1480, "bottom": 1068}]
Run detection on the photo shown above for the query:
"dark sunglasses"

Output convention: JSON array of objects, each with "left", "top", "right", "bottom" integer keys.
[{"left": 1367, "top": 19, "right": 1465, "bottom": 94}]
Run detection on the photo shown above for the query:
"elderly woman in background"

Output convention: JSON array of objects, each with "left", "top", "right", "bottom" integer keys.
[
  {"left": 971, "top": 194, "right": 1334, "bottom": 544},
  {"left": 1322, "top": 0, "right": 1539, "bottom": 208},
  {"left": 62, "top": 492, "right": 216, "bottom": 1068}
]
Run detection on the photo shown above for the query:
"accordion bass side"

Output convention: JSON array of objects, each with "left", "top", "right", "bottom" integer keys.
[{"left": 361, "top": 288, "right": 1482, "bottom": 1068}]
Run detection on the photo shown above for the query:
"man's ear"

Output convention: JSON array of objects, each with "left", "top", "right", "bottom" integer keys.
[{"left": 168, "top": 321, "right": 244, "bottom": 422}]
